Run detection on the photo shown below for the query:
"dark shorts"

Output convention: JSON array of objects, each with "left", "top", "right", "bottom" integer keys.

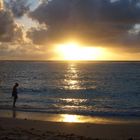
[{"left": 13, "top": 95, "right": 18, "bottom": 100}]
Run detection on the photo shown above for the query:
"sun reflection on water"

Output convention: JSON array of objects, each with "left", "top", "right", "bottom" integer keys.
[
  {"left": 58, "top": 114, "right": 124, "bottom": 124},
  {"left": 64, "top": 63, "right": 82, "bottom": 90},
  {"left": 60, "top": 114, "right": 82, "bottom": 123},
  {"left": 1, "top": 110, "right": 138, "bottom": 124},
  {"left": 61, "top": 98, "right": 87, "bottom": 104}
]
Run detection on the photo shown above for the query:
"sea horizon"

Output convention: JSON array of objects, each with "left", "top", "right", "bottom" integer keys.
[{"left": 0, "top": 60, "right": 140, "bottom": 62}]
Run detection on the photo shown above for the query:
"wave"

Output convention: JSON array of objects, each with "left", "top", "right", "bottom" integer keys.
[{"left": 0, "top": 105, "right": 140, "bottom": 118}]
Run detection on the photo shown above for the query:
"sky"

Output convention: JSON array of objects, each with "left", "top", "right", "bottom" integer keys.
[{"left": 0, "top": 0, "right": 140, "bottom": 60}]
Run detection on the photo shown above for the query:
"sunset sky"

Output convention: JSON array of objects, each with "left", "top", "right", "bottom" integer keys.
[{"left": 0, "top": 0, "right": 140, "bottom": 60}]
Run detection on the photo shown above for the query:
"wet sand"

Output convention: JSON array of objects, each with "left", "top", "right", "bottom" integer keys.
[{"left": 0, "top": 117, "right": 140, "bottom": 140}]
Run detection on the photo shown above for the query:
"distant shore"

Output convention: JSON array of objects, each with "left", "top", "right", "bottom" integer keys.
[{"left": 0, "top": 117, "right": 140, "bottom": 140}]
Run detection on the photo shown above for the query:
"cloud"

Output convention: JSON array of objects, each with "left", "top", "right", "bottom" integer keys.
[
  {"left": 0, "top": 8, "right": 29, "bottom": 60},
  {"left": 27, "top": 25, "right": 48, "bottom": 45},
  {"left": 28, "top": 0, "right": 140, "bottom": 52},
  {"left": 0, "top": 0, "right": 49, "bottom": 60},
  {"left": 0, "top": 42, "right": 46, "bottom": 60},
  {"left": 0, "top": 10, "right": 24, "bottom": 42},
  {"left": 1, "top": 0, "right": 140, "bottom": 60},
  {"left": 5, "top": 0, "right": 30, "bottom": 17}
]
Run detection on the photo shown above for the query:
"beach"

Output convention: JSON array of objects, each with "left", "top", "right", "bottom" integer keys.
[
  {"left": 0, "top": 61, "right": 140, "bottom": 139},
  {"left": 0, "top": 117, "right": 140, "bottom": 140}
]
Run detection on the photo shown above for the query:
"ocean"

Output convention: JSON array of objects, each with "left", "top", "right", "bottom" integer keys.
[{"left": 0, "top": 61, "right": 140, "bottom": 122}]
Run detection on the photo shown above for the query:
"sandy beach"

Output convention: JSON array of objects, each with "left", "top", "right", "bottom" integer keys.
[{"left": 0, "top": 117, "right": 140, "bottom": 140}]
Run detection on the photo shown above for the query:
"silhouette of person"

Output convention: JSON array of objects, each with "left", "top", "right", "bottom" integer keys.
[{"left": 12, "top": 83, "right": 19, "bottom": 108}]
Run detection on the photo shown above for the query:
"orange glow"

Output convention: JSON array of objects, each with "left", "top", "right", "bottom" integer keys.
[
  {"left": 61, "top": 114, "right": 81, "bottom": 123},
  {"left": 54, "top": 42, "right": 106, "bottom": 61}
]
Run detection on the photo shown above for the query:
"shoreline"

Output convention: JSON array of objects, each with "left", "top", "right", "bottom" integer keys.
[
  {"left": 0, "top": 109, "right": 140, "bottom": 125},
  {"left": 0, "top": 117, "right": 140, "bottom": 140}
]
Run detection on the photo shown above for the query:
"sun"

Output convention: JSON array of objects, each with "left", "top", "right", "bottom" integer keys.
[{"left": 54, "top": 42, "right": 106, "bottom": 61}]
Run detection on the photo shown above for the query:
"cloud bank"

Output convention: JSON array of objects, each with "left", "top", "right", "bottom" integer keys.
[
  {"left": 0, "top": 10, "right": 23, "bottom": 42},
  {"left": 28, "top": 0, "right": 140, "bottom": 52},
  {"left": 0, "top": 0, "right": 140, "bottom": 60}
]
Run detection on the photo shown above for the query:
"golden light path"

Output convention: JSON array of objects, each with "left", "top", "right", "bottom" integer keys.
[
  {"left": 59, "top": 114, "right": 123, "bottom": 124},
  {"left": 2, "top": 110, "right": 138, "bottom": 124},
  {"left": 54, "top": 42, "right": 106, "bottom": 61},
  {"left": 61, "top": 114, "right": 81, "bottom": 123}
]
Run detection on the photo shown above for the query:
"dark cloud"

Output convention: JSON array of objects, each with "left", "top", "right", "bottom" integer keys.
[
  {"left": 0, "top": 0, "right": 49, "bottom": 60},
  {"left": 0, "top": 10, "right": 23, "bottom": 42},
  {"left": 27, "top": 27, "right": 48, "bottom": 45},
  {"left": 0, "top": 11, "right": 24, "bottom": 43},
  {"left": 28, "top": 0, "right": 140, "bottom": 52},
  {"left": 5, "top": 0, "right": 30, "bottom": 17}
]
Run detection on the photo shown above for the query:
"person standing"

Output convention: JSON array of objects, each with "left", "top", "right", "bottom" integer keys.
[{"left": 12, "top": 83, "right": 19, "bottom": 108}]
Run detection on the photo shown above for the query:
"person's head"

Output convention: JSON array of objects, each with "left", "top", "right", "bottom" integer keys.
[{"left": 15, "top": 83, "right": 19, "bottom": 87}]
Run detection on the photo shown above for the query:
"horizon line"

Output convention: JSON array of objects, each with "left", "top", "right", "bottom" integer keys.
[{"left": 0, "top": 60, "right": 140, "bottom": 62}]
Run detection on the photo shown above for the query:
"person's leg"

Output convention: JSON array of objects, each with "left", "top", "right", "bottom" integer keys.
[{"left": 13, "top": 97, "right": 17, "bottom": 108}]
